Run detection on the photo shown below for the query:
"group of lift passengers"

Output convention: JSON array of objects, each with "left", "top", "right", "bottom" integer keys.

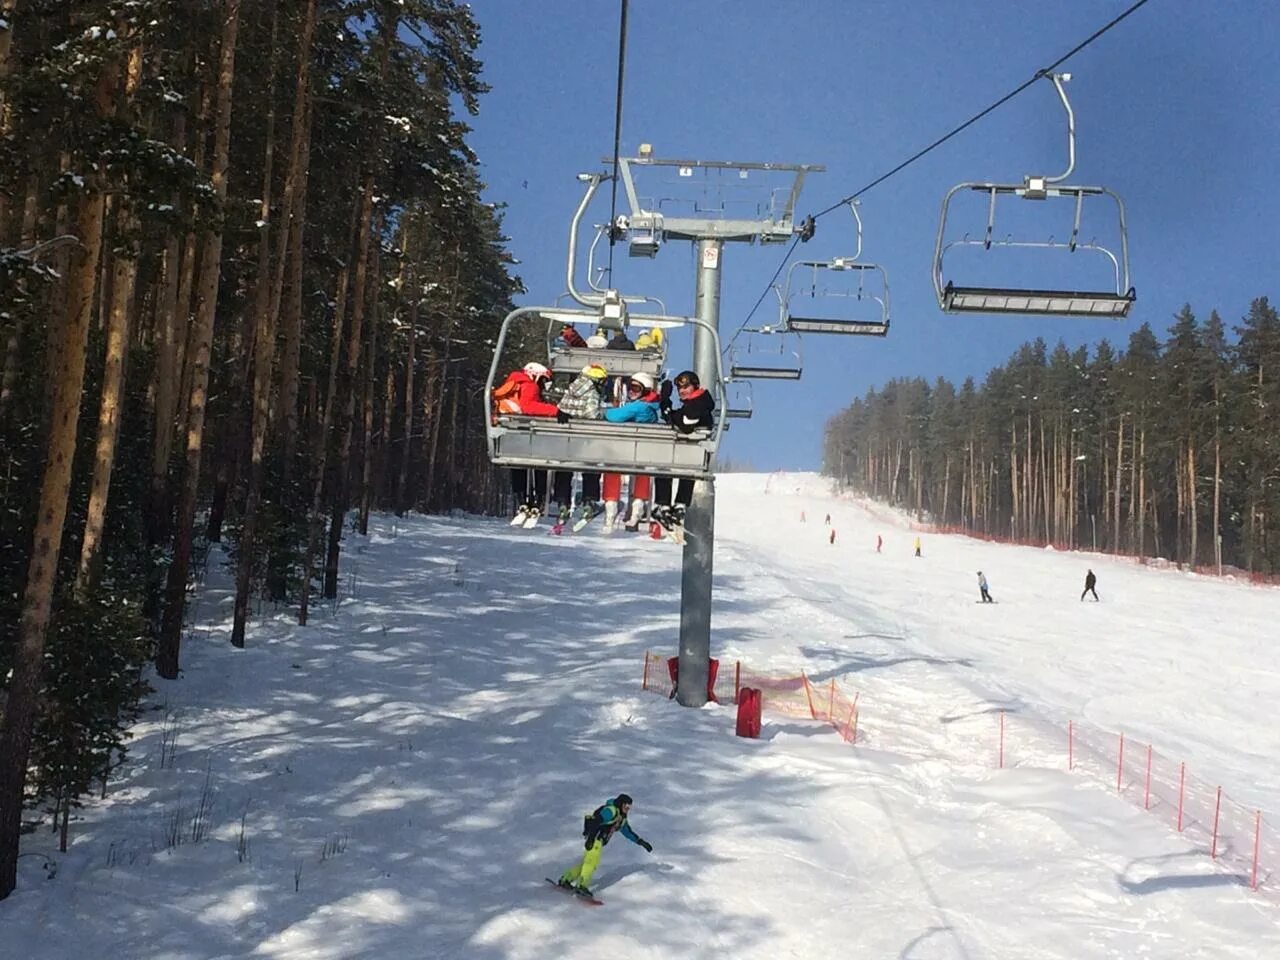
[{"left": 493, "top": 324, "right": 715, "bottom": 532}]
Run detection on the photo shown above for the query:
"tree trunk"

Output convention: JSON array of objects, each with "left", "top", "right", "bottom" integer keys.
[
  {"left": 378, "top": 360, "right": 394, "bottom": 508},
  {"left": 148, "top": 124, "right": 185, "bottom": 548},
  {"left": 76, "top": 216, "right": 137, "bottom": 593},
  {"left": 1137, "top": 427, "right": 1146, "bottom": 557},
  {"left": 357, "top": 243, "right": 381, "bottom": 536},
  {"left": 1213, "top": 434, "right": 1222, "bottom": 573},
  {"left": 323, "top": 190, "right": 376, "bottom": 598},
  {"left": 0, "top": 177, "right": 39, "bottom": 424},
  {"left": 395, "top": 298, "right": 416, "bottom": 515},
  {"left": 157, "top": 0, "right": 242, "bottom": 680},
  {"left": 299, "top": 257, "right": 351, "bottom": 626},
  {"left": 277, "top": 66, "right": 313, "bottom": 487},
  {"left": 1187, "top": 443, "right": 1198, "bottom": 565},
  {"left": 1112, "top": 415, "right": 1124, "bottom": 554},
  {"left": 0, "top": 116, "right": 109, "bottom": 901},
  {"left": 231, "top": 0, "right": 285, "bottom": 649}
]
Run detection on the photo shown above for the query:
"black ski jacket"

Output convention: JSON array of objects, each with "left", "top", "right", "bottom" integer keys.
[{"left": 664, "top": 388, "right": 715, "bottom": 434}]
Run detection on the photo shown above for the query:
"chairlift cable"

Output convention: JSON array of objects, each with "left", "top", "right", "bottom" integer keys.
[
  {"left": 725, "top": 0, "right": 1156, "bottom": 346},
  {"left": 810, "top": 0, "right": 1156, "bottom": 220},
  {"left": 606, "top": 0, "right": 630, "bottom": 282}
]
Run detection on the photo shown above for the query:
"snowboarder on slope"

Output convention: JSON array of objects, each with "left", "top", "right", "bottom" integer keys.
[
  {"left": 913, "top": 536, "right": 922, "bottom": 557},
  {"left": 977, "top": 571, "right": 994, "bottom": 603},
  {"left": 1081, "top": 569, "right": 1099, "bottom": 601},
  {"left": 558, "top": 793, "right": 652, "bottom": 898}
]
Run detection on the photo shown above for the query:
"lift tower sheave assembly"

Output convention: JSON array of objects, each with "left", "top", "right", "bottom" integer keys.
[{"left": 606, "top": 153, "right": 823, "bottom": 707}]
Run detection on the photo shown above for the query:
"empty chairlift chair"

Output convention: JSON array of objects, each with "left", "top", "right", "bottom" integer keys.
[
  {"left": 932, "top": 73, "right": 1135, "bottom": 318},
  {"left": 782, "top": 201, "right": 890, "bottom": 336},
  {"left": 722, "top": 377, "right": 754, "bottom": 420},
  {"left": 727, "top": 327, "right": 803, "bottom": 381}
]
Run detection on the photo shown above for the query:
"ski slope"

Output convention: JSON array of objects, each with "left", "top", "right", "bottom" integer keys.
[{"left": 3, "top": 473, "right": 1277, "bottom": 958}]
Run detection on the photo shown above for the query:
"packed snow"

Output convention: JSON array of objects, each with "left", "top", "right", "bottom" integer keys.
[{"left": 3, "top": 472, "right": 1277, "bottom": 958}]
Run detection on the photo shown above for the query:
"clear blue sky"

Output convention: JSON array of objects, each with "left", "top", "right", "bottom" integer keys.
[{"left": 465, "top": 0, "right": 1280, "bottom": 471}]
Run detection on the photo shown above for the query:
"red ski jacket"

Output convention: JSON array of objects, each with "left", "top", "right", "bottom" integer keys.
[{"left": 494, "top": 370, "right": 559, "bottom": 417}]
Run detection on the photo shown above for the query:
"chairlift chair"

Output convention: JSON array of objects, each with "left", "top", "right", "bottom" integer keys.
[
  {"left": 722, "top": 378, "right": 754, "bottom": 420},
  {"left": 933, "top": 73, "right": 1135, "bottom": 318},
  {"left": 487, "top": 306, "right": 727, "bottom": 479},
  {"left": 782, "top": 201, "right": 890, "bottom": 336},
  {"left": 727, "top": 326, "right": 803, "bottom": 380},
  {"left": 544, "top": 309, "right": 669, "bottom": 379}
]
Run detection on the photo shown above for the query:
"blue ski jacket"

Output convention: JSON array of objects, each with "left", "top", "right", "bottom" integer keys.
[
  {"left": 584, "top": 797, "right": 642, "bottom": 847},
  {"left": 603, "top": 394, "right": 661, "bottom": 424}
]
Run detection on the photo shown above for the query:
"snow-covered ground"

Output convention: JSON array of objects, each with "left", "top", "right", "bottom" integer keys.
[{"left": 4, "top": 472, "right": 1278, "bottom": 958}]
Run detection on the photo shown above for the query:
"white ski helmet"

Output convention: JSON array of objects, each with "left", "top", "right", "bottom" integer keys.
[
  {"left": 629, "top": 372, "right": 656, "bottom": 391},
  {"left": 523, "top": 361, "right": 551, "bottom": 381}
]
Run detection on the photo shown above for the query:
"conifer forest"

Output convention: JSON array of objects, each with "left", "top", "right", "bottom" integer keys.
[
  {"left": 822, "top": 300, "right": 1280, "bottom": 576},
  {"left": 0, "top": 0, "right": 522, "bottom": 897}
]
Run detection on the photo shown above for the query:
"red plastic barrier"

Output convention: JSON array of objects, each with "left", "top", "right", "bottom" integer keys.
[
  {"left": 666, "top": 656, "right": 719, "bottom": 703},
  {"left": 736, "top": 687, "right": 762, "bottom": 738}
]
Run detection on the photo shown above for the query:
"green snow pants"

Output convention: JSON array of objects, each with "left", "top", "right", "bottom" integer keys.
[{"left": 559, "top": 839, "right": 604, "bottom": 888}]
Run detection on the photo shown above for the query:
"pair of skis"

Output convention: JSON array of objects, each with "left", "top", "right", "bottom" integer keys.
[
  {"left": 510, "top": 503, "right": 599, "bottom": 534},
  {"left": 509, "top": 505, "right": 541, "bottom": 529},
  {"left": 551, "top": 503, "right": 599, "bottom": 535}
]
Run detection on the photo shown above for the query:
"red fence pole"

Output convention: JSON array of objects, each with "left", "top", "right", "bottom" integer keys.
[
  {"left": 642, "top": 653, "right": 650, "bottom": 691},
  {"left": 1252, "top": 811, "right": 1262, "bottom": 891},
  {"left": 1116, "top": 732, "right": 1125, "bottom": 793},
  {"left": 1068, "top": 720, "right": 1073, "bottom": 771},
  {"left": 1144, "top": 744, "right": 1153, "bottom": 810},
  {"left": 734, "top": 660, "right": 741, "bottom": 704},
  {"left": 851, "top": 709, "right": 859, "bottom": 745},
  {"left": 801, "top": 672, "right": 817, "bottom": 720},
  {"left": 1177, "top": 762, "right": 1186, "bottom": 832},
  {"left": 828, "top": 679, "right": 835, "bottom": 721},
  {"left": 1211, "top": 787, "right": 1222, "bottom": 859},
  {"left": 999, "top": 710, "right": 1005, "bottom": 769}
]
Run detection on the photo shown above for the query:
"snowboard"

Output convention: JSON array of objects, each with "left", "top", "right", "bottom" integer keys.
[
  {"left": 571, "top": 502, "right": 599, "bottom": 533},
  {"left": 510, "top": 506, "right": 531, "bottom": 527},
  {"left": 544, "top": 878, "right": 603, "bottom": 905},
  {"left": 521, "top": 507, "right": 542, "bottom": 529}
]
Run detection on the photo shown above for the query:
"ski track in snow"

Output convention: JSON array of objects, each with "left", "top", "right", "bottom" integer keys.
[{"left": 2, "top": 472, "right": 1278, "bottom": 959}]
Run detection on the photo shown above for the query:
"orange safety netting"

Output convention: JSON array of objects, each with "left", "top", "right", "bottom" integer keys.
[
  {"left": 641, "top": 652, "right": 860, "bottom": 744},
  {"left": 998, "top": 711, "right": 1280, "bottom": 900}
]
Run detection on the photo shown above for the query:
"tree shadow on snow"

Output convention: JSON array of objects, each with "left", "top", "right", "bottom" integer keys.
[{"left": 19, "top": 512, "right": 821, "bottom": 959}]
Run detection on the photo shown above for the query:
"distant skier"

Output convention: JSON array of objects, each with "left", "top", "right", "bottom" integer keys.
[
  {"left": 557, "top": 793, "right": 652, "bottom": 899},
  {"left": 913, "top": 536, "right": 922, "bottom": 558},
  {"left": 977, "top": 571, "right": 994, "bottom": 603},
  {"left": 824, "top": 513, "right": 831, "bottom": 525},
  {"left": 829, "top": 529, "right": 836, "bottom": 545},
  {"left": 1081, "top": 569, "right": 1099, "bottom": 601},
  {"left": 876, "top": 534, "right": 882, "bottom": 553}
]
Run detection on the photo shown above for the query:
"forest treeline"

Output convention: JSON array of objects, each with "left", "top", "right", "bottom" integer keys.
[
  {"left": 823, "top": 299, "right": 1280, "bottom": 577},
  {"left": 0, "top": 0, "right": 524, "bottom": 897}
]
